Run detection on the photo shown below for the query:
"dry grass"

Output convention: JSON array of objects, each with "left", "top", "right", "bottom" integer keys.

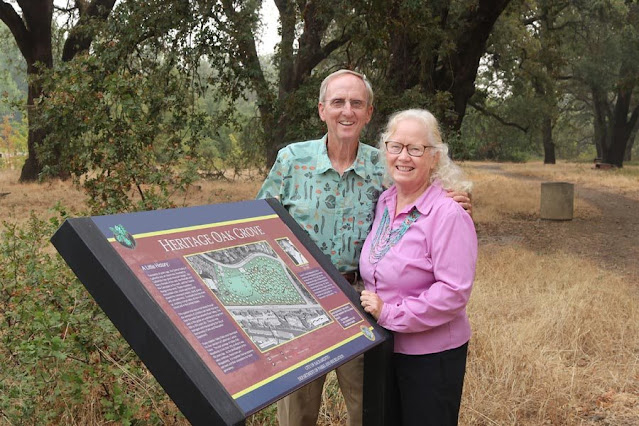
[
  {"left": 0, "top": 169, "right": 86, "bottom": 224},
  {"left": 2, "top": 161, "right": 638, "bottom": 425},
  {"left": 464, "top": 246, "right": 639, "bottom": 425},
  {"left": 177, "top": 176, "right": 263, "bottom": 207},
  {"left": 479, "top": 160, "right": 639, "bottom": 198},
  {"left": 465, "top": 172, "right": 601, "bottom": 224},
  {"left": 0, "top": 168, "right": 263, "bottom": 224},
  {"left": 460, "top": 161, "right": 639, "bottom": 425}
]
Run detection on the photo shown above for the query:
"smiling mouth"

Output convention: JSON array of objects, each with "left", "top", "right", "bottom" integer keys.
[
  {"left": 396, "top": 166, "right": 414, "bottom": 172},
  {"left": 339, "top": 121, "right": 355, "bottom": 126}
]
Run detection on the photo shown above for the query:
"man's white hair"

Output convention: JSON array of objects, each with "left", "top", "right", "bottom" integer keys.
[{"left": 319, "top": 69, "right": 374, "bottom": 106}]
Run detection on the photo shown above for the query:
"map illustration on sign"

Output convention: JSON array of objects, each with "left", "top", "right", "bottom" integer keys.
[{"left": 185, "top": 241, "right": 330, "bottom": 351}]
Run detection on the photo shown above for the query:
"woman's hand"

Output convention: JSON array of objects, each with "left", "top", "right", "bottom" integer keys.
[
  {"left": 446, "top": 191, "right": 472, "bottom": 217},
  {"left": 360, "top": 290, "right": 384, "bottom": 320}
]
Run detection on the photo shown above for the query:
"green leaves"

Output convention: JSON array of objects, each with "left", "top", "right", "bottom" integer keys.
[
  {"left": 34, "top": 2, "right": 213, "bottom": 215},
  {"left": 0, "top": 209, "right": 177, "bottom": 423}
]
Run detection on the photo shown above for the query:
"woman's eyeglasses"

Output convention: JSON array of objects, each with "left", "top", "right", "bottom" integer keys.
[{"left": 385, "top": 141, "right": 435, "bottom": 157}]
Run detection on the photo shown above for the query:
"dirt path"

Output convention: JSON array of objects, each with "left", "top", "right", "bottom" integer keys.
[{"left": 476, "top": 165, "right": 639, "bottom": 282}]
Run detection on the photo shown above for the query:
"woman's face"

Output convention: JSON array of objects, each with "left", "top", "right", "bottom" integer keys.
[{"left": 385, "top": 118, "right": 439, "bottom": 194}]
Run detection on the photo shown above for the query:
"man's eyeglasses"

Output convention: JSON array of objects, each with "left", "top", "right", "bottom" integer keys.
[
  {"left": 326, "top": 98, "right": 367, "bottom": 110},
  {"left": 385, "top": 141, "right": 435, "bottom": 157}
]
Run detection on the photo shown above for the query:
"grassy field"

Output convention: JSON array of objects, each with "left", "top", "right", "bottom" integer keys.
[
  {"left": 460, "top": 161, "right": 639, "bottom": 425},
  {"left": 1, "top": 161, "right": 638, "bottom": 425}
]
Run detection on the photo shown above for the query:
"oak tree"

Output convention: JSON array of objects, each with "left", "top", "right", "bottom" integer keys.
[{"left": 0, "top": 0, "right": 116, "bottom": 181}]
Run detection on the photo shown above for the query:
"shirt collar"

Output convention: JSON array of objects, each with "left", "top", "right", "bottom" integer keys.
[
  {"left": 381, "top": 179, "right": 444, "bottom": 217},
  {"left": 315, "top": 135, "right": 333, "bottom": 174},
  {"left": 314, "top": 134, "right": 368, "bottom": 179}
]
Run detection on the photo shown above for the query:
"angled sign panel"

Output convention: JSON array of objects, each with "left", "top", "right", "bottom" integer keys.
[{"left": 51, "top": 199, "right": 390, "bottom": 425}]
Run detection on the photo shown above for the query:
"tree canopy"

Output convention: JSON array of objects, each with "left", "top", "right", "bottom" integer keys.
[{"left": 1, "top": 0, "right": 637, "bottom": 196}]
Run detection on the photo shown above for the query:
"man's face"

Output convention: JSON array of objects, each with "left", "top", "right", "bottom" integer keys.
[{"left": 318, "top": 74, "right": 373, "bottom": 145}]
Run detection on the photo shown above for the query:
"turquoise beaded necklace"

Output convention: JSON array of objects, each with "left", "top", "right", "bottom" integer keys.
[{"left": 368, "top": 206, "right": 422, "bottom": 264}]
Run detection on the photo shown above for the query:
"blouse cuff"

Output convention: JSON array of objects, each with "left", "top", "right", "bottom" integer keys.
[{"left": 377, "top": 302, "right": 393, "bottom": 326}]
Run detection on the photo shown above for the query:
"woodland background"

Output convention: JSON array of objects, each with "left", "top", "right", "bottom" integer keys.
[
  {"left": 0, "top": 0, "right": 638, "bottom": 209},
  {"left": 1, "top": 0, "right": 638, "bottom": 424}
]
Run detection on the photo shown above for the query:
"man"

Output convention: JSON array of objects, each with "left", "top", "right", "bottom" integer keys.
[{"left": 257, "top": 69, "right": 471, "bottom": 426}]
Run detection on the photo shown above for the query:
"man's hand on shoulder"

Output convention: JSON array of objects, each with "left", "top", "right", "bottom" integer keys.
[{"left": 446, "top": 191, "right": 472, "bottom": 218}]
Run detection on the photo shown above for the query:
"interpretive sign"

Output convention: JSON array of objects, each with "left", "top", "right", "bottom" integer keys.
[{"left": 51, "top": 199, "right": 391, "bottom": 425}]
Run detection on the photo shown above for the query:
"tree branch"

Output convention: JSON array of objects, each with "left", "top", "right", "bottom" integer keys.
[
  {"left": 320, "top": 27, "right": 351, "bottom": 60},
  {"left": 295, "top": 0, "right": 350, "bottom": 83},
  {"left": 0, "top": 1, "right": 30, "bottom": 60},
  {"left": 275, "top": 0, "right": 295, "bottom": 96},
  {"left": 468, "top": 99, "right": 529, "bottom": 133},
  {"left": 220, "top": 0, "right": 273, "bottom": 114},
  {"left": 14, "top": 0, "right": 31, "bottom": 14},
  {"left": 54, "top": 5, "right": 79, "bottom": 13},
  {"left": 61, "top": 0, "right": 116, "bottom": 61}
]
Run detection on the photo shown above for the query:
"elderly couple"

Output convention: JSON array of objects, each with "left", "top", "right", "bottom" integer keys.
[{"left": 257, "top": 70, "right": 477, "bottom": 426}]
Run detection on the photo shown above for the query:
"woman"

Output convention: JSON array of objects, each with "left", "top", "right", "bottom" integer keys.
[{"left": 359, "top": 109, "right": 477, "bottom": 426}]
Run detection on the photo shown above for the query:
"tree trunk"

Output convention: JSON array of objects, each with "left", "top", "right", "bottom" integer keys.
[
  {"left": 532, "top": 79, "right": 557, "bottom": 165},
  {"left": 21, "top": 77, "right": 49, "bottom": 181},
  {"left": 591, "top": 86, "right": 608, "bottom": 160},
  {"left": 542, "top": 116, "right": 556, "bottom": 164},
  {"left": 601, "top": 87, "right": 639, "bottom": 167},
  {"left": 61, "top": 0, "right": 117, "bottom": 62},
  {"left": 1, "top": 0, "right": 116, "bottom": 181},
  {"left": 13, "top": 2, "right": 54, "bottom": 181},
  {"left": 435, "top": 0, "right": 512, "bottom": 131},
  {"left": 223, "top": 0, "right": 351, "bottom": 168},
  {"left": 383, "top": 0, "right": 512, "bottom": 134}
]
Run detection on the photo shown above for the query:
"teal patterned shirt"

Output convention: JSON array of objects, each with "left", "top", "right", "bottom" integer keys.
[{"left": 257, "top": 135, "right": 385, "bottom": 273}]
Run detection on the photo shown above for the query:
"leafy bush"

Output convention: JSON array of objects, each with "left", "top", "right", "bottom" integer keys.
[
  {"left": 35, "top": 52, "right": 206, "bottom": 214},
  {"left": 32, "top": 1, "right": 220, "bottom": 215},
  {"left": 0, "top": 206, "right": 182, "bottom": 424}
]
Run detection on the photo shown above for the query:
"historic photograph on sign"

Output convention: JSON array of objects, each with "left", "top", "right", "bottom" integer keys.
[{"left": 275, "top": 237, "right": 309, "bottom": 266}]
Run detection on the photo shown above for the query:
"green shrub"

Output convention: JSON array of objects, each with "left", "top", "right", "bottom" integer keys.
[{"left": 0, "top": 206, "right": 182, "bottom": 424}]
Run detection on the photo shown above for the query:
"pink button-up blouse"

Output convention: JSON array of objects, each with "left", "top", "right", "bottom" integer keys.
[{"left": 359, "top": 180, "right": 478, "bottom": 355}]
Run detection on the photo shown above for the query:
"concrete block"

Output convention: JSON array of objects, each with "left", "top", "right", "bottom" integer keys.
[{"left": 540, "top": 182, "right": 574, "bottom": 220}]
